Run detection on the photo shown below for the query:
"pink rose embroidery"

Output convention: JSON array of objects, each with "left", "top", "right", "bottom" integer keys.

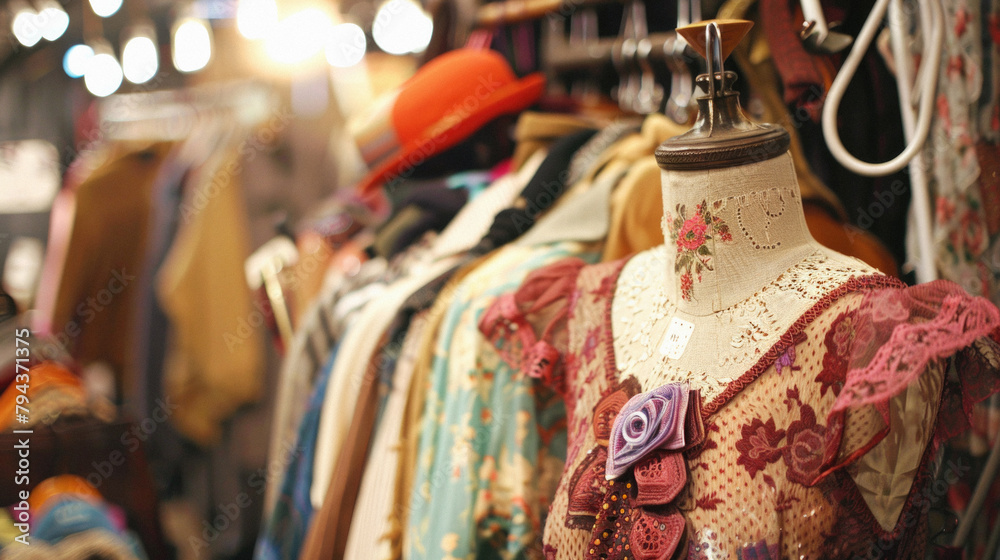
[
  {"left": 677, "top": 215, "right": 708, "bottom": 251},
  {"left": 665, "top": 200, "right": 733, "bottom": 302},
  {"left": 606, "top": 384, "right": 689, "bottom": 479},
  {"left": 782, "top": 405, "right": 827, "bottom": 485}
]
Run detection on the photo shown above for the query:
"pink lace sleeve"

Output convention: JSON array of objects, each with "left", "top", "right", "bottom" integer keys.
[
  {"left": 816, "top": 280, "right": 1000, "bottom": 479},
  {"left": 479, "top": 257, "right": 588, "bottom": 394}
]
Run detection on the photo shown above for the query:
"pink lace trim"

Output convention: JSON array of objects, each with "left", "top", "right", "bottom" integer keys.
[{"left": 832, "top": 281, "right": 1000, "bottom": 413}]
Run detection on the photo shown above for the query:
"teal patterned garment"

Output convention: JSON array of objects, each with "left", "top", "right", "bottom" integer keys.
[{"left": 406, "top": 242, "right": 599, "bottom": 560}]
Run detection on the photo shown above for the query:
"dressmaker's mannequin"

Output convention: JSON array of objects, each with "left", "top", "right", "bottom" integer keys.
[
  {"left": 611, "top": 152, "right": 873, "bottom": 389},
  {"left": 610, "top": 21, "right": 937, "bottom": 535},
  {"left": 486, "top": 21, "right": 1000, "bottom": 560}
]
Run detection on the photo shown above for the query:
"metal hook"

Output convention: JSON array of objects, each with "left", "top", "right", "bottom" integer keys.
[
  {"left": 568, "top": 6, "right": 599, "bottom": 99},
  {"left": 704, "top": 21, "right": 725, "bottom": 99},
  {"left": 800, "top": 0, "right": 853, "bottom": 53},
  {"left": 665, "top": 0, "right": 698, "bottom": 123}
]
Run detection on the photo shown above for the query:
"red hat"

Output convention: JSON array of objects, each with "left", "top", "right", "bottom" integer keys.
[{"left": 352, "top": 48, "right": 545, "bottom": 195}]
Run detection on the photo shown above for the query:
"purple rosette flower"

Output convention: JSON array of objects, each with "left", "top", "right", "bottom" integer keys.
[{"left": 606, "top": 383, "right": 690, "bottom": 479}]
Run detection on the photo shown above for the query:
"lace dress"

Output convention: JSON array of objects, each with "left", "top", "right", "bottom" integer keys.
[{"left": 480, "top": 247, "right": 1000, "bottom": 559}]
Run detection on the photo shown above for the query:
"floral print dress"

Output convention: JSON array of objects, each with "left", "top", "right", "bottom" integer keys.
[
  {"left": 481, "top": 250, "right": 1000, "bottom": 559},
  {"left": 406, "top": 241, "right": 600, "bottom": 560}
]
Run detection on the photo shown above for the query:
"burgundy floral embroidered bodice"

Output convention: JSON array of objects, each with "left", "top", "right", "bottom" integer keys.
[{"left": 480, "top": 252, "right": 1000, "bottom": 559}]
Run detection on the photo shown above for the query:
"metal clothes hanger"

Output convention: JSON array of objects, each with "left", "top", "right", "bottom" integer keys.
[
  {"left": 568, "top": 6, "right": 600, "bottom": 100},
  {"left": 821, "top": 0, "right": 941, "bottom": 283},
  {"left": 613, "top": 0, "right": 662, "bottom": 114},
  {"left": 820, "top": 0, "right": 942, "bottom": 178},
  {"left": 799, "top": 0, "right": 853, "bottom": 53},
  {"left": 664, "top": 0, "right": 699, "bottom": 123}
]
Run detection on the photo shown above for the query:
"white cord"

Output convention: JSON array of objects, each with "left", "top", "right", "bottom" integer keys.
[
  {"left": 821, "top": 0, "right": 943, "bottom": 177},
  {"left": 889, "top": 0, "right": 937, "bottom": 282}
]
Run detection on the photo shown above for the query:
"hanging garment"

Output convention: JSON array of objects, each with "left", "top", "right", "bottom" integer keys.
[
  {"left": 481, "top": 247, "right": 1000, "bottom": 559},
  {"left": 33, "top": 142, "right": 174, "bottom": 389},
  {"left": 337, "top": 153, "right": 554, "bottom": 560},
  {"left": 254, "top": 347, "right": 337, "bottom": 560},
  {"left": 342, "top": 309, "right": 430, "bottom": 560},
  {"left": 262, "top": 254, "right": 389, "bottom": 515},
  {"left": 266, "top": 113, "right": 589, "bottom": 512},
  {"left": 404, "top": 241, "right": 600, "bottom": 560},
  {"left": 510, "top": 112, "right": 608, "bottom": 171},
  {"left": 156, "top": 146, "right": 264, "bottom": 446},
  {"left": 912, "top": 1, "right": 999, "bottom": 303},
  {"left": 758, "top": 0, "right": 839, "bottom": 122},
  {"left": 981, "top": 0, "right": 1000, "bottom": 142},
  {"left": 308, "top": 129, "right": 599, "bottom": 510}
]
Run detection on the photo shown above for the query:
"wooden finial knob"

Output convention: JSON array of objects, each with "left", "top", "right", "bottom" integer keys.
[{"left": 676, "top": 19, "right": 754, "bottom": 62}]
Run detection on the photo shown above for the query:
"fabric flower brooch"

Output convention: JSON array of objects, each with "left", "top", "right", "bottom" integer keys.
[
  {"left": 606, "top": 384, "right": 691, "bottom": 479},
  {"left": 583, "top": 383, "right": 705, "bottom": 560}
]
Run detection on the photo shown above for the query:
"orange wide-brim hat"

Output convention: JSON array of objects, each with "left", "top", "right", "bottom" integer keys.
[{"left": 353, "top": 48, "right": 545, "bottom": 196}]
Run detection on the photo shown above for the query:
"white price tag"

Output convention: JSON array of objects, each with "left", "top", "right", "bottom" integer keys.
[{"left": 658, "top": 317, "right": 694, "bottom": 359}]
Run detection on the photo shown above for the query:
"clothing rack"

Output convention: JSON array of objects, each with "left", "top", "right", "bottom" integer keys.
[
  {"left": 544, "top": 27, "right": 681, "bottom": 73},
  {"left": 476, "top": 0, "right": 611, "bottom": 27},
  {"left": 98, "top": 81, "right": 278, "bottom": 141}
]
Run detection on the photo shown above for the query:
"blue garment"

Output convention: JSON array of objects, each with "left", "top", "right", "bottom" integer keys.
[{"left": 255, "top": 346, "right": 338, "bottom": 560}]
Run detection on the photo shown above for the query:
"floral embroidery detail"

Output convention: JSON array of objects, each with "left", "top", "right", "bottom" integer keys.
[
  {"left": 665, "top": 201, "right": 733, "bottom": 301},
  {"left": 695, "top": 491, "right": 725, "bottom": 510},
  {"left": 782, "top": 404, "right": 827, "bottom": 486},
  {"left": 870, "top": 292, "right": 909, "bottom": 323},
  {"left": 590, "top": 273, "right": 617, "bottom": 303},
  {"left": 735, "top": 417, "right": 785, "bottom": 479},
  {"left": 775, "top": 333, "right": 806, "bottom": 377},
  {"left": 783, "top": 386, "right": 801, "bottom": 411},
  {"left": 954, "top": 7, "right": 970, "bottom": 36},
  {"left": 774, "top": 490, "right": 801, "bottom": 512},
  {"left": 606, "top": 384, "right": 689, "bottom": 478},
  {"left": 581, "top": 327, "right": 600, "bottom": 364},
  {"left": 817, "top": 312, "right": 852, "bottom": 397},
  {"left": 775, "top": 346, "right": 799, "bottom": 376},
  {"left": 678, "top": 214, "right": 709, "bottom": 251}
]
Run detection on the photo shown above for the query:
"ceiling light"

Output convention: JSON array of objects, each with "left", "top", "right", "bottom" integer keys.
[
  {"left": 265, "top": 8, "right": 334, "bottom": 65},
  {"left": 84, "top": 42, "right": 123, "bottom": 97},
  {"left": 63, "top": 44, "right": 94, "bottom": 78},
  {"left": 325, "top": 23, "right": 366, "bottom": 68},
  {"left": 372, "top": 0, "right": 433, "bottom": 55},
  {"left": 12, "top": 8, "right": 42, "bottom": 47},
  {"left": 172, "top": 17, "right": 213, "bottom": 73},
  {"left": 236, "top": 0, "right": 277, "bottom": 40},
  {"left": 89, "top": 0, "right": 123, "bottom": 18},
  {"left": 38, "top": 2, "right": 69, "bottom": 41},
  {"left": 122, "top": 28, "right": 158, "bottom": 84}
]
